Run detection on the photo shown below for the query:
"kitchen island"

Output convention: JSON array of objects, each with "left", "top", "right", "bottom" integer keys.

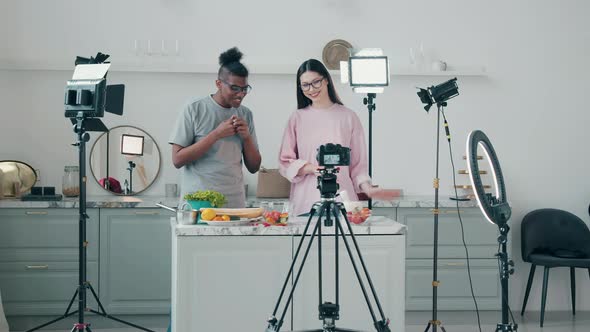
[{"left": 171, "top": 215, "right": 406, "bottom": 332}]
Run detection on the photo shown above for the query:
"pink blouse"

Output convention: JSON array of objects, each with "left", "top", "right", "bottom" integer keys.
[{"left": 278, "top": 104, "right": 371, "bottom": 216}]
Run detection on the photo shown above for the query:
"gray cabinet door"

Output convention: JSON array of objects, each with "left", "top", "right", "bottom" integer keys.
[
  {"left": 99, "top": 208, "right": 171, "bottom": 314},
  {"left": 406, "top": 259, "right": 501, "bottom": 310},
  {"left": 397, "top": 207, "right": 501, "bottom": 310},
  {"left": 0, "top": 208, "right": 99, "bottom": 315},
  {"left": 397, "top": 208, "right": 498, "bottom": 259}
]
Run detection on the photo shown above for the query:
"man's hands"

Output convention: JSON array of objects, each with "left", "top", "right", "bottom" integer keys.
[
  {"left": 232, "top": 116, "right": 251, "bottom": 140},
  {"left": 213, "top": 115, "right": 251, "bottom": 141}
]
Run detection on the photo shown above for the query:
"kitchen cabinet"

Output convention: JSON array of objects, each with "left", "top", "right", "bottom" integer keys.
[
  {"left": 172, "top": 235, "right": 293, "bottom": 332},
  {"left": 171, "top": 219, "right": 405, "bottom": 332},
  {"left": 396, "top": 207, "right": 501, "bottom": 310},
  {"left": 0, "top": 207, "right": 171, "bottom": 317},
  {"left": 0, "top": 208, "right": 99, "bottom": 315},
  {"left": 99, "top": 208, "right": 172, "bottom": 314}
]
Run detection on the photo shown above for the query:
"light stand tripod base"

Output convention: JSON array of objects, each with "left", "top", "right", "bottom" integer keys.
[{"left": 26, "top": 116, "right": 154, "bottom": 332}]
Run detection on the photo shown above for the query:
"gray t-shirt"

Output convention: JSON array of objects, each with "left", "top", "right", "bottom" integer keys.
[{"left": 169, "top": 95, "right": 258, "bottom": 208}]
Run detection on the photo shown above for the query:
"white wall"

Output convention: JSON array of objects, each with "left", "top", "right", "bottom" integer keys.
[{"left": 1, "top": 0, "right": 590, "bottom": 311}]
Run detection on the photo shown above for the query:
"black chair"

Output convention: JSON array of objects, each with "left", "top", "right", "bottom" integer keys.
[{"left": 520, "top": 208, "right": 590, "bottom": 327}]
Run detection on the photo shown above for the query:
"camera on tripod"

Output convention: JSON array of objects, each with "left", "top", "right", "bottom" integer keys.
[
  {"left": 317, "top": 143, "right": 350, "bottom": 167},
  {"left": 316, "top": 143, "right": 350, "bottom": 199}
]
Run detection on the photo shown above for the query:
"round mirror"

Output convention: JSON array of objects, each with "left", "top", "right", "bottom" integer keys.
[
  {"left": 0, "top": 160, "right": 37, "bottom": 197},
  {"left": 90, "top": 126, "right": 161, "bottom": 195}
]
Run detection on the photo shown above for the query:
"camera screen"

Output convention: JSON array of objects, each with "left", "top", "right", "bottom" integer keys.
[{"left": 323, "top": 155, "right": 340, "bottom": 165}]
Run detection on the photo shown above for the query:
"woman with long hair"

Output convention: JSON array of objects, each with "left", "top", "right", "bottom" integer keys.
[{"left": 279, "top": 59, "right": 398, "bottom": 216}]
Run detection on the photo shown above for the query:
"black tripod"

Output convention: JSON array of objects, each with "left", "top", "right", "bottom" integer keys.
[
  {"left": 265, "top": 167, "right": 391, "bottom": 332},
  {"left": 424, "top": 103, "right": 447, "bottom": 332},
  {"left": 26, "top": 115, "right": 154, "bottom": 332}
]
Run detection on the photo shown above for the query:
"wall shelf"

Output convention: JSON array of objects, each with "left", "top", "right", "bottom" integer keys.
[{"left": 0, "top": 61, "right": 487, "bottom": 77}]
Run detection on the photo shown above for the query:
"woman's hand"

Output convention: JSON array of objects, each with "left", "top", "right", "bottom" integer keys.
[
  {"left": 361, "top": 183, "right": 401, "bottom": 201},
  {"left": 366, "top": 188, "right": 400, "bottom": 201},
  {"left": 298, "top": 163, "right": 321, "bottom": 176}
]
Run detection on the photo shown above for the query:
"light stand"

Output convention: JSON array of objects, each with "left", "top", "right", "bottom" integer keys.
[
  {"left": 340, "top": 49, "right": 388, "bottom": 209},
  {"left": 121, "top": 133, "right": 144, "bottom": 195},
  {"left": 417, "top": 77, "right": 459, "bottom": 332},
  {"left": 423, "top": 102, "right": 447, "bottom": 332},
  {"left": 466, "top": 130, "right": 517, "bottom": 332},
  {"left": 127, "top": 161, "right": 136, "bottom": 193},
  {"left": 265, "top": 166, "right": 391, "bottom": 332},
  {"left": 363, "top": 93, "right": 376, "bottom": 209},
  {"left": 26, "top": 54, "right": 152, "bottom": 332}
]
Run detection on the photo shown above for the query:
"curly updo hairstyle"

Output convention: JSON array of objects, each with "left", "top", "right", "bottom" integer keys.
[{"left": 218, "top": 47, "right": 249, "bottom": 79}]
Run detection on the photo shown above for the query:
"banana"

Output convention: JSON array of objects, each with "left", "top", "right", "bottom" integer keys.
[{"left": 199, "top": 207, "right": 264, "bottom": 219}]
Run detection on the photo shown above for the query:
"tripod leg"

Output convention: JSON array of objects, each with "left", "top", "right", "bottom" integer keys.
[
  {"left": 269, "top": 205, "right": 320, "bottom": 315},
  {"left": 276, "top": 218, "right": 322, "bottom": 328},
  {"left": 333, "top": 211, "right": 379, "bottom": 325},
  {"left": 267, "top": 203, "right": 326, "bottom": 331},
  {"left": 87, "top": 282, "right": 108, "bottom": 315},
  {"left": 25, "top": 289, "right": 80, "bottom": 332},
  {"left": 337, "top": 206, "right": 388, "bottom": 322}
]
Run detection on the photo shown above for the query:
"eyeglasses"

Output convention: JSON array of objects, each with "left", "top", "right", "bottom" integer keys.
[
  {"left": 300, "top": 77, "right": 325, "bottom": 91},
  {"left": 220, "top": 79, "right": 252, "bottom": 94}
]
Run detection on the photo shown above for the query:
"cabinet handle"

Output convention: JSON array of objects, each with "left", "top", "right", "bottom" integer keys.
[
  {"left": 26, "top": 265, "right": 49, "bottom": 270},
  {"left": 443, "top": 262, "right": 465, "bottom": 267},
  {"left": 134, "top": 211, "right": 160, "bottom": 215},
  {"left": 443, "top": 210, "right": 465, "bottom": 214},
  {"left": 25, "top": 211, "right": 48, "bottom": 215}
]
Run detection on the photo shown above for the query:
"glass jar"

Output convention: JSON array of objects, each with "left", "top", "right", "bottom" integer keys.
[{"left": 62, "top": 166, "right": 80, "bottom": 197}]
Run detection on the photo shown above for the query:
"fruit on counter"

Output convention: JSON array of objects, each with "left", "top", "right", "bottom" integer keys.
[
  {"left": 264, "top": 210, "right": 288, "bottom": 224},
  {"left": 201, "top": 208, "right": 217, "bottom": 221},
  {"left": 346, "top": 207, "right": 371, "bottom": 224},
  {"left": 221, "top": 215, "right": 231, "bottom": 221},
  {"left": 200, "top": 207, "right": 264, "bottom": 219}
]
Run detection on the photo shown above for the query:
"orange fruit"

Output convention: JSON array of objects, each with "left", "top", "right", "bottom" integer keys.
[
  {"left": 221, "top": 215, "right": 230, "bottom": 221},
  {"left": 201, "top": 208, "right": 216, "bottom": 221}
]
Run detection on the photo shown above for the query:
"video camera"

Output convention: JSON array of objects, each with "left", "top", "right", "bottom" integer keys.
[{"left": 316, "top": 144, "right": 351, "bottom": 199}]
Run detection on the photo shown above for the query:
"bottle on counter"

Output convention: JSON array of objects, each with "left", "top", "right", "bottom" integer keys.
[{"left": 62, "top": 166, "right": 80, "bottom": 197}]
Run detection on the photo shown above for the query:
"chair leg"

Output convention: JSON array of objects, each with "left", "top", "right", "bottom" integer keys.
[
  {"left": 570, "top": 267, "right": 576, "bottom": 315},
  {"left": 521, "top": 264, "right": 536, "bottom": 315},
  {"left": 540, "top": 267, "right": 550, "bottom": 327}
]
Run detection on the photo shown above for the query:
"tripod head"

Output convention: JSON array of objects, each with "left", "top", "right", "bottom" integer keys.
[{"left": 317, "top": 167, "right": 340, "bottom": 199}]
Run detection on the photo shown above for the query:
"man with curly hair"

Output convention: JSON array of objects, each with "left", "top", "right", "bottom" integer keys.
[{"left": 169, "top": 47, "right": 261, "bottom": 207}]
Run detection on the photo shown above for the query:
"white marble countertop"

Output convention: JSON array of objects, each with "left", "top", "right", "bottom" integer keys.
[
  {"left": 0, "top": 195, "right": 479, "bottom": 209},
  {"left": 173, "top": 215, "right": 406, "bottom": 236}
]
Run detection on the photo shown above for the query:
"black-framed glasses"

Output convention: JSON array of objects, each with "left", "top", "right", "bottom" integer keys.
[
  {"left": 300, "top": 77, "right": 325, "bottom": 91},
  {"left": 220, "top": 79, "right": 252, "bottom": 94}
]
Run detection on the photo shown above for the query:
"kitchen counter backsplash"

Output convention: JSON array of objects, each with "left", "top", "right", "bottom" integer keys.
[{"left": 0, "top": 195, "right": 479, "bottom": 209}]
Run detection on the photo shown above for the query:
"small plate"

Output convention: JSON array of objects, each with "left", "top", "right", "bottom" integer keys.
[
  {"left": 203, "top": 217, "right": 262, "bottom": 226},
  {"left": 322, "top": 39, "right": 353, "bottom": 70}
]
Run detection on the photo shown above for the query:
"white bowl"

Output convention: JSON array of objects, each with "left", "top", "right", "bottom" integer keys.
[{"left": 343, "top": 200, "right": 364, "bottom": 212}]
